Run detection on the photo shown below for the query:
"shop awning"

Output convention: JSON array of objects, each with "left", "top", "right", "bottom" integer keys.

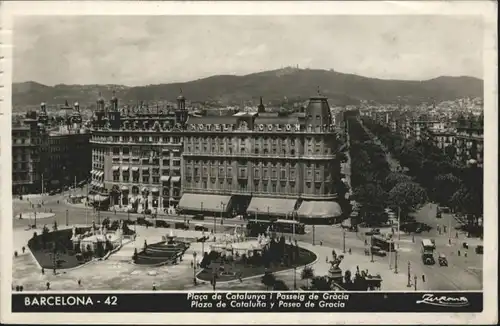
[
  {"left": 131, "top": 167, "right": 139, "bottom": 172},
  {"left": 246, "top": 197, "right": 298, "bottom": 217},
  {"left": 122, "top": 166, "right": 129, "bottom": 171},
  {"left": 297, "top": 201, "right": 342, "bottom": 219},
  {"left": 160, "top": 176, "right": 170, "bottom": 182},
  {"left": 151, "top": 187, "right": 160, "bottom": 193},
  {"left": 90, "top": 170, "right": 96, "bottom": 175},
  {"left": 170, "top": 176, "right": 180, "bottom": 183},
  {"left": 96, "top": 171, "right": 104, "bottom": 177},
  {"left": 178, "top": 193, "right": 232, "bottom": 212},
  {"left": 112, "top": 166, "right": 120, "bottom": 171},
  {"left": 141, "top": 187, "right": 148, "bottom": 192},
  {"left": 142, "top": 167, "right": 149, "bottom": 171},
  {"left": 120, "top": 186, "right": 129, "bottom": 191}
]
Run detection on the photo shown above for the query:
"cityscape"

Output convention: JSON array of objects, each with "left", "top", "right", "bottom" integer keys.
[{"left": 10, "top": 15, "right": 485, "bottom": 294}]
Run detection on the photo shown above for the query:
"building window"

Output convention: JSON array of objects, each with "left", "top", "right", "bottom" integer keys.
[
  {"left": 123, "top": 173, "right": 130, "bottom": 182},
  {"left": 280, "top": 169, "right": 286, "bottom": 180},
  {"left": 142, "top": 176, "right": 149, "bottom": 183},
  {"left": 153, "top": 176, "right": 160, "bottom": 183},
  {"left": 254, "top": 168, "right": 260, "bottom": 178},
  {"left": 272, "top": 183, "right": 277, "bottom": 193}
]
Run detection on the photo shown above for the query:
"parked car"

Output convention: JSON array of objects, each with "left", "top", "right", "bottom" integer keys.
[
  {"left": 462, "top": 242, "right": 469, "bottom": 249},
  {"left": 137, "top": 217, "right": 153, "bottom": 227},
  {"left": 194, "top": 224, "right": 208, "bottom": 232},
  {"left": 156, "top": 220, "right": 170, "bottom": 228},
  {"left": 365, "top": 228, "right": 381, "bottom": 236},
  {"left": 175, "top": 222, "right": 189, "bottom": 230},
  {"left": 49, "top": 190, "right": 57, "bottom": 196},
  {"left": 438, "top": 253, "right": 448, "bottom": 266},
  {"left": 371, "top": 246, "right": 387, "bottom": 257},
  {"left": 193, "top": 214, "right": 205, "bottom": 221},
  {"left": 475, "top": 245, "right": 483, "bottom": 254}
]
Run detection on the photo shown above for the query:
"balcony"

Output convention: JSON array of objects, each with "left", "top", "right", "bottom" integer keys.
[{"left": 182, "top": 152, "right": 336, "bottom": 160}]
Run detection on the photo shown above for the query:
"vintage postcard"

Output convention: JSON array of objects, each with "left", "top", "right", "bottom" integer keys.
[{"left": 0, "top": 1, "right": 497, "bottom": 325}]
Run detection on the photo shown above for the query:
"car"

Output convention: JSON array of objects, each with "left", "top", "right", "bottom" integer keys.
[
  {"left": 193, "top": 214, "right": 205, "bottom": 221},
  {"left": 436, "top": 211, "right": 442, "bottom": 218},
  {"left": 175, "top": 222, "right": 189, "bottom": 230},
  {"left": 156, "top": 220, "right": 170, "bottom": 228},
  {"left": 423, "top": 255, "right": 435, "bottom": 265},
  {"left": 136, "top": 217, "right": 153, "bottom": 227},
  {"left": 371, "top": 246, "right": 387, "bottom": 257},
  {"left": 194, "top": 224, "right": 208, "bottom": 232},
  {"left": 462, "top": 242, "right": 469, "bottom": 249},
  {"left": 438, "top": 254, "right": 448, "bottom": 266},
  {"left": 475, "top": 245, "right": 483, "bottom": 254},
  {"left": 49, "top": 190, "right": 57, "bottom": 196},
  {"left": 365, "top": 228, "right": 381, "bottom": 236}
]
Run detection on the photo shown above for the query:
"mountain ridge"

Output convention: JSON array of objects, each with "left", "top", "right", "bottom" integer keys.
[{"left": 12, "top": 68, "right": 483, "bottom": 109}]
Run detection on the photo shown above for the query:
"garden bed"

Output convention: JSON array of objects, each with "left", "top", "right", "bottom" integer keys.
[{"left": 196, "top": 245, "right": 317, "bottom": 282}]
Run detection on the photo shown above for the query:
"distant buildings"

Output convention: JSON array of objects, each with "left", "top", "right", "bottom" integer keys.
[{"left": 12, "top": 102, "right": 91, "bottom": 195}]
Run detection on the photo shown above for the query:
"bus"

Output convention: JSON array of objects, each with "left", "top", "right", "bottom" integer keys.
[
  {"left": 274, "top": 219, "right": 305, "bottom": 235},
  {"left": 370, "top": 234, "right": 395, "bottom": 252},
  {"left": 246, "top": 219, "right": 305, "bottom": 237},
  {"left": 421, "top": 239, "right": 435, "bottom": 265}
]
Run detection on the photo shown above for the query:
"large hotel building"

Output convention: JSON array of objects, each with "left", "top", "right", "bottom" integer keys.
[{"left": 90, "top": 93, "right": 344, "bottom": 224}]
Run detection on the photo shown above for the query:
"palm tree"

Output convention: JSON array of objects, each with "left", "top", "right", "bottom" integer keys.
[
  {"left": 261, "top": 271, "right": 276, "bottom": 290},
  {"left": 301, "top": 266, "right": 314, "bottom": 289}
]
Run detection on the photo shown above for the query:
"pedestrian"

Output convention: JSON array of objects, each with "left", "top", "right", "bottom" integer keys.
[
  {"left": 22, "top": 246, "right": 25, "bottom": 254},
  {"left": 458, "top": 250, "right": 461, "bottom": 256},
  {"left": 46, "top": 282, "right": 50, "bottom": 290},
  {"left": 19, "top": 285, "right": 24, "bottom": 292},
  {"left": 443, "top": 225, "right": 447, "bottom": 233},
  {"left": 53, "top": 268, "right": 56, "bottom": 275},
  {"left": 41, "top": 268, "right": 45, "bottom": 275},
  {"left": 448, "top": 238, "right": 451, "bottom": 245},
  {"left": 326, "top": 256, "right": 328, "bottom": 263},
  {"left": 152, "top": 283, "right": 157, "bottom": 291},
  {"left": 349, "top": 248, "right": 352, "bottom": 255},
  {"left": 320, "top": 241, "right": 323, "bottom": 246},
  {"left": 422, "top": 274, "right": 425, "bottom": 282},
  {"left": 78, "top": 279, "right": 81, "bottom": 287},
  {"left": 464, "top": 251, "right": 467, "bottom": 258},
  {"left": 455, "top": 232, "right": 459, "bottom": 239},
  {"left": 364, "top": 239, "right": 367, "bottom": 245},
  {"left": 15, "top": 285, "right": 20, "bottom": 292}
]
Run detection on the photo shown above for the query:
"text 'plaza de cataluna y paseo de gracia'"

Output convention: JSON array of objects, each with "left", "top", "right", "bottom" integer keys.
[{"left": 83, "top": 91, "right": 347, "bottom": 225}]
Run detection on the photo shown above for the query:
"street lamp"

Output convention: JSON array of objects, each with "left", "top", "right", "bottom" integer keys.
[
  {"left": 192, "top": 252, "right": 197, "bottom": 285},
  {"left": 342, "top": 228, "right": 346, "bottom": 253},
  {"left": 394, "top": 250, "right": 398, "bottom": 274},
  {"left": 293, "top": 266, "right": 297, "bottom": 290},
  {"left": 407, "top": 261, "right": 411, "bottom": 287},
  {"left": 414, "top": 275, "right": 417, "bottom": 291}
]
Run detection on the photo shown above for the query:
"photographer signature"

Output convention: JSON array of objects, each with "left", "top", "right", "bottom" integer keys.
[{"left": 416, "top": 294, "right": 470, "bottom": 307}]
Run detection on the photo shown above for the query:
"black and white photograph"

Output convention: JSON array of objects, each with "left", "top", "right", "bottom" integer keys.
[{"left": 0, "top": 1, "right": 497, "bottom": 325}]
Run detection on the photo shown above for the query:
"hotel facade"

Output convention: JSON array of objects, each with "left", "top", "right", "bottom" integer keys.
[
  {"left": 179, "top": 95, "right": 345, "bottom": 224},
  {"left": 89, "top": 93, "right": 345, "bottom": 224}
]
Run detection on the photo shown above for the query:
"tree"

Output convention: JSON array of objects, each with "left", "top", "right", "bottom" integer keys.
[
  {"left": 272, "top": 279, "right": 289, "bottom": 290},
  {"left": 261, "top": 271, "right": 276, "bottom": 290},
  {"left": 432, "top": 173, "right": 462, "bottom": 206},
  {"left": 451, "top": 185, "right": 482, "bottom": 225},
  {"left": 388, "top": 182, "right": 428, "bottom": 220},
  {"left": 310, "top": 276, "right": 331, "bottom": 291},
  {"left": 384, "top": 172, "right": 412, "bottom": 192},
  {"left": 300, "top": 266, "right": 315, "bottom": 289},
  {"left": 353, "top": 183, "right": 389, "bottom": 226}
]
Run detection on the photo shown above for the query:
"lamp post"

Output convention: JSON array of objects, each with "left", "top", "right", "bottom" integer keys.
[
  {"left": 394, "top": 250, "right": 398, "bottom": 274},
  {"left": 414, "top": 275, "right": 417, "bottom": 291},
  {"left": 293, "top": 266, "right": 297, "bottom": 290},
  {"left": 407, "top": 261, "right": 411, "bottom": 287},
  {"left": 342, "top": 228, "right": 346, "bottom": 253},
  {"left": 65, "top": 209, "right": 69, "bottom": 226},
  {"left": 370, "top": 235, "right": 374, "bottom": 262},
  {"left": 220, "top": 202, "right": 225, "bottom": 225},
  {"left": 192, "top": 252, "right": 197, "bottom": 285},
  {"left": 397, "top": 206, "right": 401, "bottom": 241}
]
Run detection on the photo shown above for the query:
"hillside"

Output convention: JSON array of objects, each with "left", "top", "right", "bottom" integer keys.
[{"left": 12, "top": 68, "right": 483, "bottom": 110}]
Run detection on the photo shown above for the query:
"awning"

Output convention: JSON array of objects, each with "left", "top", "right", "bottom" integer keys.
[
  {"left": 178, "top": 193, "right": 232, "bottom": 213},
  {"left": 160, "top": 176, "right": 170, "bottom": 182},
  {"left": 122, "top": 166, "right": 129, "bottom": 171},
  {"left": 141, "top": 187, "right": 148, "bottom": 192},
  {"left": 151, "top": 187, "right": 160, "bottom": 193},
  {"left": 97, "top": 171, "right": 104, "bottom": 177},
  {"left": 121, "top": 186, "right": 129, "bottom": 191},
  {"left": 112, "top": 166, "right": 120, "bottom": 171},
  {"left": 246, "top": 197, "right": 298, "bottom": 217},
  {"left": 170, "top": 176, "right": 180, "bottom": 183},
  {"left": 90, "top": 170, "right": 96, "bottom": 175},
  {"left": 131, "top": 167, "right": 139, "bottom": 172},
  {"left": 142, "top": 167, "right": 149, "bottom": 171},
  {"left": 297, "top": 201, "right": 342, "bottom": 219}
]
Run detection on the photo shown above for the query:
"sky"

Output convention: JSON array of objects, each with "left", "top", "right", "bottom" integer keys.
[{"left": 13, "top": 15, "right": 483, "bottom": 86}]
